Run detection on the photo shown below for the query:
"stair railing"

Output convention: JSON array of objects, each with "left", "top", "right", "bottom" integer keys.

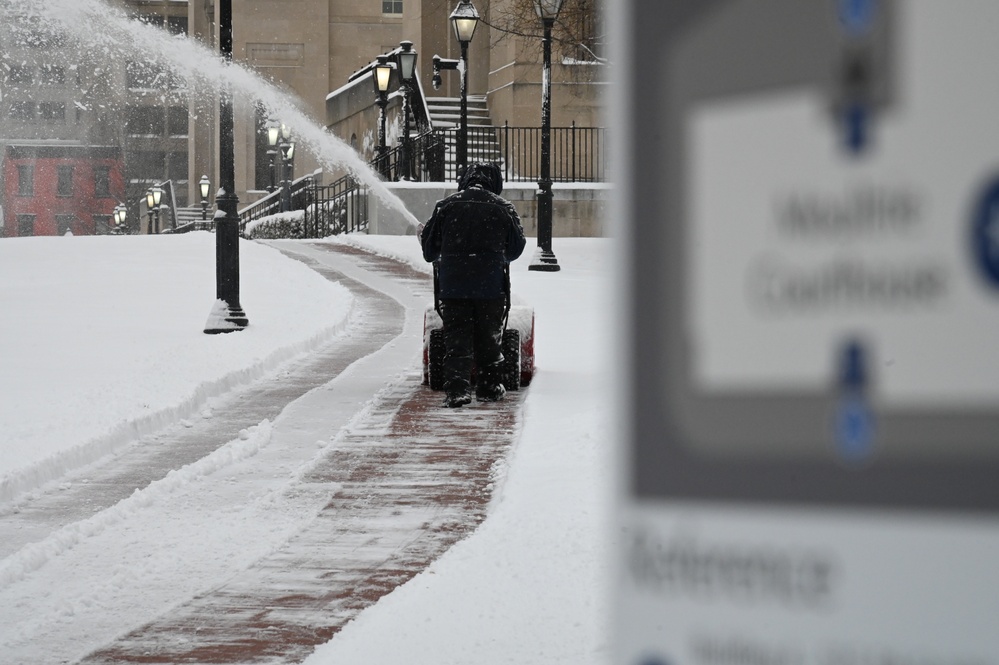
[{"left": 238, "top": 170, "right": 319, "bottom": 233}]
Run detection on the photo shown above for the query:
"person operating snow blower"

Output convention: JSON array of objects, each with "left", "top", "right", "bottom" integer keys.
[{"left": 420, "top": 162, "right": 527, "bottom": 408}]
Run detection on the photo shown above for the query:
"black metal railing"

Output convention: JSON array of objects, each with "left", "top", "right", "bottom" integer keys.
[
  {"left": 496, "top": 122, "right": 606, "bottom": 183},
  {"left": 238, "top": 173, "right": 315, "bottom": 232},
  {"left": 423, "top": 123, "right": 605, "bottom": 183},
  {"left": 225, "top": 123, "right": 604, "bottom": 239},
  {"left": 428, "top": 126, "right": 500, "bottom": 182},
  {"left": 307, "top": 174, "right": 368, "bottom": 237},
  {"left": 375, "top": 130, "right": 447, "bottom": 182}
]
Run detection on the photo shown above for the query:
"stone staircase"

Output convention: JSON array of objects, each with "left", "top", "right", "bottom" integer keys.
[
  {"left": 177, "top": 205, "right": 208, "bottom": 225},
  {"left": 166, "top": 205, "right": 212, "bottom": 232},
  {"left": 425, "top": 95, "right": 502, "bottom": 180}
]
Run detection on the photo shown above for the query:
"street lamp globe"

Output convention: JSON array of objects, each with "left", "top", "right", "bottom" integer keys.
[
  {"left": 267, "top": 120, "right": 280, "bottom": 149},
  {"left": 534, "top": 0, "right": 565, "bottom": 19},
  {"left": 148, "top": 186, "right": 163, "bottom": 209},
  {"left": 450, "top": 0, "right": 480, "bottom": 44},
  {"left": 199, "top": 174, "right": 211, "bottom": 202},
  {"left": 398, "top": 40, "right": 418, "bottom": 83},
  {"left": 373, "top": 55, "right": 393, "bottom": 94}
]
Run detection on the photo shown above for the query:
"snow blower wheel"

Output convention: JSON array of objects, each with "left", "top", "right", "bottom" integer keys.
[
  {"left": 427, "top": 327, "right": 446, "bottom": 391},
  {"left": 501, "top": 329, "right": 521, "bottom": 391}
]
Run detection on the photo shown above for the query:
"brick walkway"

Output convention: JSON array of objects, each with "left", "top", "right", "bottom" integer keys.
[{"left": 80, "top": 243, "right": 525, "bottom": 664}]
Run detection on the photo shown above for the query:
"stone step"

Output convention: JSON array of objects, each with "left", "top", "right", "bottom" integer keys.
[
  {"left": 426, "top": 101, "right": 489, "bottom": 110},
  {"left": 425, "top": 95, "right": 504, "bottom": 178},
  {"left": 176, "top": 206, "right": 208, "bottom": 222},
  {"left": 430, "top": 114, "right": 493, "bottom": 127}
]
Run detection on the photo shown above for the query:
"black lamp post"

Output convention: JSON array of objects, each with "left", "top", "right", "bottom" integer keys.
[
  {"left": 204, "top": 0, "right": 247, "bottom": 334},
  {"left": 450, "top": 0, "right": 479, "bottom": 175},
  {"left": 145, "top": 185, "right": 163, "bottom": 234},
  {"left": 144, "top": 189, "right": 153, "bottom": 233},
  {"left": 373, "top": 55, "right": 393, "bottom": 178},
  {"left": 396, "top": 40, "right": 418, "bottom": 181},
  {"left": 528, "top": 0, "right": 563, "bottom": 272},
  {"left": 199, "top": 174, "right": 211, "bottom": 222},
  {"left": 266, "top": 119, "right": 279, "bottom": 193},
  {"left": 432, "top": 1, "right": 479, "bottom": 178},
  {"left": 271, "top": 122, "right": 295, "bottom": 212},
  {"left": 281, "top": 136, "right": 295, "bottom": 212}
]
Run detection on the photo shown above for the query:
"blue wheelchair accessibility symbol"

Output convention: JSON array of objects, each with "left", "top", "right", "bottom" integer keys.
[{"left": 970, "top": 177, "right": 999, "bottom": 289}]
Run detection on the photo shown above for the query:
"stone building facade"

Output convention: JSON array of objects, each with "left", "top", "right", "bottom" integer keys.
[{"left": 0, "top": 0, "right": 605, "bottom": 234}]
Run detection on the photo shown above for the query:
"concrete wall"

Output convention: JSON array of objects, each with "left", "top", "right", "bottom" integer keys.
[
  {"left": 325, "top": 70, "right": 406, "bottom": 173},
  {"left": 368, "top": 181, "right": 610, "bottom": 237}
]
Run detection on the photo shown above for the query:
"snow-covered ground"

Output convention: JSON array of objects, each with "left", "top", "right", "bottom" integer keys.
[
  {"left": 0, "top": 233, "right": 355, "bottom": 504},
  {"left": 0, "top": 231, "right": 615, "bottom": 664}
]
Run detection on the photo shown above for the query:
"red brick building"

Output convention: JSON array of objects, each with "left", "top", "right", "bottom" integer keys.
[{"left": 3, "top": 145, "right": 125, "bottom": 237}]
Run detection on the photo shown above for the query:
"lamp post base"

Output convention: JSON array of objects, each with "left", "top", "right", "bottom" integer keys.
[
  {"left": 204, "top": 299, "right": 248, "bottom": 334},
  {"left": 528, "top": 247, "right": 561, "bottom": 272}
]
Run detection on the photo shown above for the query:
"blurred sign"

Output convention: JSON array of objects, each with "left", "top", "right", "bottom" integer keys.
[{"left": 616, "top": 1, "right": 999, "bottom": 663}]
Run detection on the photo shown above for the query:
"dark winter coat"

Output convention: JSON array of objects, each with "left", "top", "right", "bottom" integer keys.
[{"left": 420, "top": 163, "right": 527, "bottom": 299}]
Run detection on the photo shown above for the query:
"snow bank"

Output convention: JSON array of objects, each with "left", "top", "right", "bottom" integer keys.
[{"left": 0, "top": 233, "right": 353, "bottom": 503}]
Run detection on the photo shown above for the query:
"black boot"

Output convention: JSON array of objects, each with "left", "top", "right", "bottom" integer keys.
[
  {"left": 443, "top": 389, "right": 472, "bottom": 408},
  {"left": 475, "top": 383, "right": 506, "bottom": 402}
]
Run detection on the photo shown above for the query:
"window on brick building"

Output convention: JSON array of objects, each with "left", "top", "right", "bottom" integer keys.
[
  {"left": 382, "top": 0, "right": 403, "bottom": 14},
  {"left": 95, "top": 166, "right": 112, "bottom": 198},
  {"left": 40, "top": 65, "right": 65, "bottom": 85},
  {"left": 56, "top": 215, "right": 76, "bottom": 235},
  {"left": 8, "top": 101, "right": 35, "bottom": 121},
  {"left": 57, "top": 166, "right": 74, "bottom": 196},
  {"left": 9, "top": 65, "right": 33, "bottom": 84},
  {"left": 17, "top": 215, "right": 35, "bottom": 236},
  {"left": 17, "top": 166, "right": 34, "bottom": 196},
  {"left": 39, "top": 101, "right": 66, "bottom": 123},
  {"left": 94, "top": 215, "right": 112, "bottom": 235}
]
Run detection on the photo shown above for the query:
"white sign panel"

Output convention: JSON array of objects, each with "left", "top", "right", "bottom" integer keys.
[
  {"left": 616, "top": 1, "right": 999, "bottom": 663},
  {"left": 689, "top": 85, "right": 999, "bottom": 408}
]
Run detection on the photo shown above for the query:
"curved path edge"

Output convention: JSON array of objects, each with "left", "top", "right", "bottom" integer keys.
[{"left": 80, "top": 242, "right": 526, "bottom": 664}]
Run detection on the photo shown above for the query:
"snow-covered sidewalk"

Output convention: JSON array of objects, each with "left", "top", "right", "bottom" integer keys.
[{"left": 0, "top": 233, "right": 615, "bottom": 665}]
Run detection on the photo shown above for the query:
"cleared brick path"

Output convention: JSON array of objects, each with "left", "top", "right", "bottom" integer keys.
[{"left": 80, "top": 243, "right": 525, "bottom": 664}]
